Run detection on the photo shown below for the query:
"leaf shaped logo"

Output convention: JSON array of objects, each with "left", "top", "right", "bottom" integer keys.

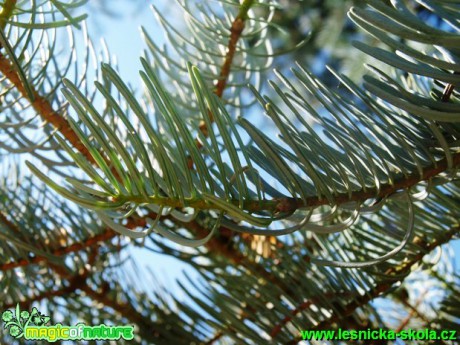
[{"left": 1, "top": 304, "right": 50, "bottom": 339}]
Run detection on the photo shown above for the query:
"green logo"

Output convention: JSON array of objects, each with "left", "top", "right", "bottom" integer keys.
[
  {"left": 2, "top": 304, "right": 50, "bottom": 339},
  {"left": 2, "top": 304, "right": 134, "bottom": 342}
]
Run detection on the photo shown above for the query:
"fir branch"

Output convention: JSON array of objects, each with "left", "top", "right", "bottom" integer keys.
[
  {"left": 2, "top": 268, "right": 89, "bottom": 309},
  {"left": 2, "top": 250, "right": 165, "bottom": 344},
  {"left": 0, "top": 40, "right": 240, "bottom": 250},
  {"left": 0, "top": 208, "right": 257, "bottom": 278},
  {"left": 1, "top": 1, "right": 459, "bottom": 342},
  {"left": 2, "top": 248, "right": 99, "bottom": 311},
  {"left": 285, "top": 225, "right": 460, "bottom": 344},
  {"left": 117, "top": 152, "right": 460, "bottom": 214}
]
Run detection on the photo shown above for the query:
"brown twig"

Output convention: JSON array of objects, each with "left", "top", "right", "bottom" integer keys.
[
  {"left": 213, "top": 17, "right": 245, "bottom": 99},
  {"left": 0, "top": 205, "right": 157, "bottom": 272},
  {"left": 441, "top": 83, "right": 455, "bottom": 102},
  {"left": 441, "top": 73, "right": 457, "bottom": 103},
  {"left": 199, "top": 0, "right": 254, "bottom": 135},
  {"left": 0, "top": 211, "right": 27, "bottom": 240},
  {"left": 0, "top": 228, "right": 117, "bottom": 272},
  {"left": 0, "top": 53, "right": 96, "bottom": 166},
  {"left": 2, "top": 247, "right": 100, "bottom": 311},
  {"left": 206, "top": 331, "right": 224, "bottom": 345},
  {"left": 394, "top": 290, "right": 429, "bottom": 333}
]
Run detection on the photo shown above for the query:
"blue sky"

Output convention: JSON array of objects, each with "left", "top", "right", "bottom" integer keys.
[{"left": 88, "top": 1, "right": 158, "bottom": 85}]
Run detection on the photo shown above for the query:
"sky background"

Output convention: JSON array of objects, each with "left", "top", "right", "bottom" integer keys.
[{"left": 89, "top": 1, "right": 157, "bottom": 85}]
